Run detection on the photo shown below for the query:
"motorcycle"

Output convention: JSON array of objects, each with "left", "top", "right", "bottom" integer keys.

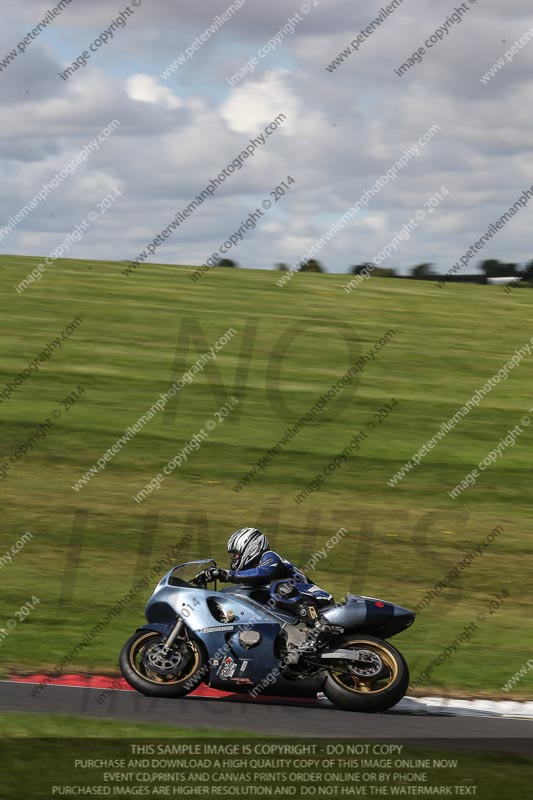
[{"left": 120, "top": 559, "right": 415, "bottom": 713}]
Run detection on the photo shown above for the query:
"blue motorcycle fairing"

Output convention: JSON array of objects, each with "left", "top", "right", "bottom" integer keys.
[
  {"left": 146, "top": 585, "right": 277, "bottom": 628},
  {"left": 322, "top": 594, "right": 415, "bottom": 638},
  {"left": 194, "top": 622, "right": 282, "bottom": 690}
]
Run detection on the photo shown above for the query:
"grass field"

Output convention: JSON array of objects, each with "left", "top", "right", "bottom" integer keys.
[
  {"left": 0, "top": 712, "right": 247, "bottom": 737},
  {"left": 0, "top": 253, "right": 532, "bottom": 696}
]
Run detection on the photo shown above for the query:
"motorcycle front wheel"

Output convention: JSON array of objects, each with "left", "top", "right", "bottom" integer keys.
[
  {"left": 120, "top": 629, "right": 206, "bottom": 698},
  {"left": 320, "top": 635, "right": 409, "bottom": 713}
]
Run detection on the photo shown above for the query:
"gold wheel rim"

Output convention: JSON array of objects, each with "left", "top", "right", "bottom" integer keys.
[
  {"left": 330, "top": 639, "right": 399, "bottom": 695},
  {"left": 129, "top": 631, "right": 200, "bottom": 685}
]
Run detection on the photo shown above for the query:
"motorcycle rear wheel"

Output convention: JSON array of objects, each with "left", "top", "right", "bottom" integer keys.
[
  {"left": 320, "top": 635, "right": 409, "bottom": 712},
  {"left": 120, "top": 629, "right": 206, "bottom": 698}
]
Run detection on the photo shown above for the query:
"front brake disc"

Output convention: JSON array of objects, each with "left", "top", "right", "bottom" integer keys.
[{"left": 141, "top": 642, "right": 187, "bottom": 676}]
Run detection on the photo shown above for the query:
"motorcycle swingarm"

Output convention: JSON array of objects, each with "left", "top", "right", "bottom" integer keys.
[{"left": 320, "top": 648, "right": 368, "bottom": 661}]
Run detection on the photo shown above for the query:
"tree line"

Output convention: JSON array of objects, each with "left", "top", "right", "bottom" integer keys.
[{"left": 213, "top": 258, "right": 533, "bottom": 283}]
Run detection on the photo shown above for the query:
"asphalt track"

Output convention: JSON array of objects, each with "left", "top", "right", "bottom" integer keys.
[{"left": 1, "top": 681, "right": 533, "bottom": 755}]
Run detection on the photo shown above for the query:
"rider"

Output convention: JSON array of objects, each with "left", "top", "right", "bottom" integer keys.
[{"left": 203, "top": 527, "right": 335, "bottom": 652}]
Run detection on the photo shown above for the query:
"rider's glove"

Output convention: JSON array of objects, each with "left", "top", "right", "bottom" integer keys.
[{"left": 205, "top": 567, "right": 230, "bottom": 582}]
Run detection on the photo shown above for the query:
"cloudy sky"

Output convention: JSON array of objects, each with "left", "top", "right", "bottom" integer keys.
[{"left": 1, "top": 0, "right": 533, "bottom": 274}]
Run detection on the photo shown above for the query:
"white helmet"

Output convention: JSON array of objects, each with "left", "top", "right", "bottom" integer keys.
[{"left": 227, "top": 527, "right": 269, "bottom": 570}]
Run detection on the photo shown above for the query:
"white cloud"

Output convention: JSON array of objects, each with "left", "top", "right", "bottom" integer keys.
[
  {"left": 126, "top": 74, "right": 182, "bottom": 109},
  {"left": 363, "top": 214, "right": 388, "bottom": 233},
  {"left": 220, "top": 69, "right": 298, "bottom": 135}
]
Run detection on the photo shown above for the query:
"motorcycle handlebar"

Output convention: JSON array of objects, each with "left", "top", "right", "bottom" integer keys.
[
  {"left": 192, "top": 568, "right": 216, "bottom": 587},
  {"left": 191, "top": 562, "right": 219, "bottom": 587}
]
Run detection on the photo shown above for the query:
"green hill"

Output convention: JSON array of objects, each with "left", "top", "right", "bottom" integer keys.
[{"left": 1, "top": 253, "right": 532, "bottom": 696}]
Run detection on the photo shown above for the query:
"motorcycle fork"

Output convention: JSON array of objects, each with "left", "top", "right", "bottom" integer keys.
[{"left": 161, "top": 617, "right": 185, "bottom": 654}]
